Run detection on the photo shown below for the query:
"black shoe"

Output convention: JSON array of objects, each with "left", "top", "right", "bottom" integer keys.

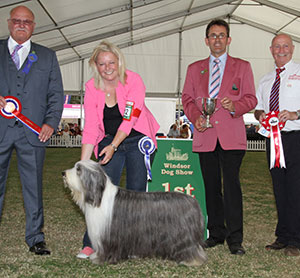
[
  {"left": 204, "top": 238, "right": 224, "bottom": 248},
  {"left": 265, "top": 240, "right": 287, "bottom": 251},
  {"left": 229, "top": 243, "right": 245, "bottom": 255},
  {"left": 29, "top": 241, "right": 51, "bottom": 255}
]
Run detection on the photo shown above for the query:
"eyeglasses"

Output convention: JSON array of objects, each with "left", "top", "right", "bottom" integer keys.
[
  {"left": 207, "top": 33, "right": 227, "bottom": 40},
  {"left": 9, "top": 18, "right": 34, "bottom": 26}
]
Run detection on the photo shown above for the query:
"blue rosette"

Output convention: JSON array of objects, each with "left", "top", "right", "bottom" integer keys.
[
  {"left": 23, "top": 52, "right": 38, "bottom": 74},
  {"left": 138, "top": 136, "right": 155, "bottom": 181}
]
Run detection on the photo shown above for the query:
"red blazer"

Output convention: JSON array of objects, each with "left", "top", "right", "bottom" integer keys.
[{"left": 182, "top": 55, "right": 257, "bottom": 152}]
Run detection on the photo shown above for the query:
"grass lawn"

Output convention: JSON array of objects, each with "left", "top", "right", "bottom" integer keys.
[{"left": 0, "top": 148, "right": 299, "bottom": 277}]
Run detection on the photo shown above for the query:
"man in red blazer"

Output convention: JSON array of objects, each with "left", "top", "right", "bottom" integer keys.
[{"left": 182, "top": 19, "right": 257, "bottom": 255}]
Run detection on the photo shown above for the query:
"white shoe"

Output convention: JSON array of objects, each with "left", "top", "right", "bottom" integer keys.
[{"left": 76, "top": 246, "right": 94, "bottom": 259}]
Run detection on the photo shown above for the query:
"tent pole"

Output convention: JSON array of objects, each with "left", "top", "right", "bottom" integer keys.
[
  {"left": 177, "top": 31, "right": 183, "bottom": 124},
  {"left": 80, "top": 59, "right": 84, "bottom": 130}
]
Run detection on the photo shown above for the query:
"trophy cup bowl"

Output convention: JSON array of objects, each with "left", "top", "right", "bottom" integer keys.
[{"left": 202, "top": 97, "right": 217, "bottom": 128}]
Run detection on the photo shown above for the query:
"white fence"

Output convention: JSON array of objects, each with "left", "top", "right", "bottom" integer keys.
[
  {"left": 49, "top": 136, "right": 266, "bottom": 151},
  {"left": 48, "top": 135, "right": 82, "bottom": 147},
  {"left": 246, "top": 140, "right": 266, "bottom": 151}
]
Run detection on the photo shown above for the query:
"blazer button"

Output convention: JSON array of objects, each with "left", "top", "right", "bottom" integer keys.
[{"left": 215, "top": 121, "right": 219, "bottom": 124}]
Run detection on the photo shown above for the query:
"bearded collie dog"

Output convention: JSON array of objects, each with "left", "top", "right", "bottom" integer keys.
[{"left": 62, "top": 160, "right": 207, "bottom": 266}]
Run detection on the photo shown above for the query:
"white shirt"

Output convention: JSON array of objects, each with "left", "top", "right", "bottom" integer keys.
[
  {"left": 8, "top": 36, "right": 31, "bottom": 69},
  {"left": 255, "top": 60, "right": 300, "bottom": 131}
]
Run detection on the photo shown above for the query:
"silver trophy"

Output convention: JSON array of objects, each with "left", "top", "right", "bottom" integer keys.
[{"left": 202, "top": 97, "right": 217, "bottom": 128}]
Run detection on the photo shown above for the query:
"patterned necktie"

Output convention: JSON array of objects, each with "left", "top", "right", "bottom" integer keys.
[
  {"left": 11, "top": 44, "right": 23, "bottom": 69},
  {"left": 209, "top": 58, "right": 221, "bottom": 98},
  {"left": 269, "top": 67, "right": 285, "bottom": 112}
]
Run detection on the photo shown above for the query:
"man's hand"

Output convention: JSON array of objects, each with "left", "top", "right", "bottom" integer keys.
[
  {"left": 221, "top": 97, "right": 235, "bottom": 112},
  {"left": 38, "top": 124, "right": 54, "bottom": 142},
  {"left": 278, "top": 110, "right": 298, "bottom": 122},
  {"left": 0, "top": 96, "right": 7, "bottom": 110},
  {"left": 195, "top": 116, "right": 207, "bottom": 132}
]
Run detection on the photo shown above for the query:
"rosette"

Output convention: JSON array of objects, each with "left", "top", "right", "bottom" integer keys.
[
  {"left": 0, "top": 96, "right": 41, "bottom": 135},
  {"left": 23, "top": 51, "right": 38, "bottom": 74},
  {"left": 138, "top": 136, "right": 156, "bottom": 180},
  {"left": 261, "top": 111, "right": 285, "bottom": 169}
]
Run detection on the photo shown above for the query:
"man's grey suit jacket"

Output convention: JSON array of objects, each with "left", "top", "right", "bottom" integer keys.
[{"left": 0, "top": 39, "right": 64, "bottom": 146}]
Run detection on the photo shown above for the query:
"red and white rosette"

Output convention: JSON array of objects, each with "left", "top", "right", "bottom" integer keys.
[
  {"left": 261, "top": 111, "right": 285, "bottom": 169},
  {"left": 0, "top": 96, "right": 41, "bottom": 135}
]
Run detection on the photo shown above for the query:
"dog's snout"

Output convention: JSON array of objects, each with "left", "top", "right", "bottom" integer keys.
[{"left": 62, "top": 171, "right": 66, "bottom": 177}]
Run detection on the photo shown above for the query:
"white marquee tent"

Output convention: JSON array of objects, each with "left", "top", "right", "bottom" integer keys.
[{"left": 1, "top": 0, "right": 299, "bottom": 134}]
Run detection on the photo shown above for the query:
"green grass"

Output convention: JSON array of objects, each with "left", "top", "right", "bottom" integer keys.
[{"left": 0, "top": 149, "right": 299, "bottom": 277}]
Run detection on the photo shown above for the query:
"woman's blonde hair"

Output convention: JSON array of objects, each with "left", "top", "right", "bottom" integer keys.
[{"left": 89, "top": 40, "right": 127, "bottom": 90}]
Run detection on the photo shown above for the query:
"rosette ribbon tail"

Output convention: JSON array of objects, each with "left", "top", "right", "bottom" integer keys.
[
  {"left": 13, "top": 110, "right": 41, "bottom": 135},
  {"left": 144, "top": 152, "right": 152, "bottom": 180},
  {"left": 269, "top": 124, "right": 286, "bottom": 169}
]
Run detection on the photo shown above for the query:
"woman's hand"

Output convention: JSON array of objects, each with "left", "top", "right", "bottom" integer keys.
[{"left": 99, "top": 144, "right": 116, "bottom": 165}]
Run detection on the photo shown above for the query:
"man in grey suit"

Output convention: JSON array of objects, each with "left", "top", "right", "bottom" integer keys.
[{"left": 0, "top": 5, "right": 63, "bottom": 255}]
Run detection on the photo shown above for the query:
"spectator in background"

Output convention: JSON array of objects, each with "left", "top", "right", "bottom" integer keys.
[
  {"left": 167, "top": 123, "right": 180, "bottom": 138},
  {"left": 180, "top": 123, "right": 191, "bottom": 139}
]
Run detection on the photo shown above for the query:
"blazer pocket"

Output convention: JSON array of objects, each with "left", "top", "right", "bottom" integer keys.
[{"left": 230, "top": 78, "right": 241, "bottom": 95}]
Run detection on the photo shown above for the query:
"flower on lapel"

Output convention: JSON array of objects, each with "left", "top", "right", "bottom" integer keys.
[
  {"left": 200, "top": 69, "right": 208, "bottom": 74},
  {"left": 232, "top": 83, "right": 238, "bottom": 90}
]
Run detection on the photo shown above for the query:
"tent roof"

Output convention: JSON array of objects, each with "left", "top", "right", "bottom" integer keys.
[{"left": 1, "top": 0, "right": 300, "bottom": 66}]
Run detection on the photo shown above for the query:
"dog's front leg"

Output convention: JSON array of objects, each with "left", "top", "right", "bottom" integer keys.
[{"left": 90, "top": 252, "right": 106, "bottom": 265}]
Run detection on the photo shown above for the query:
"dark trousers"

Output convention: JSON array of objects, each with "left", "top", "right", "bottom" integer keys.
[
  {"left": 266, "top": 132, "right": 300, "bottom": 248},
  {"left": 199, "top": 141, "right": 245, "bottom": 245},
  {"left": 0, "top": 125, "right": 45, "bottom": 247}
]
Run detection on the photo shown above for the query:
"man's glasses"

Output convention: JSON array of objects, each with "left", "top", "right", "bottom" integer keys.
[
  {"left": 207, "top": 33, "right": 227, "bottom": 40},
  {"left": 9, "top": 18, "right": 34, "bottom": 26}
]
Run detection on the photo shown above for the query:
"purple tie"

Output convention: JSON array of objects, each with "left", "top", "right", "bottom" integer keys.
[
  {"left": 269, "top": 68, "right": 285, "bottom": 112},
  {"left": 11, "top": 44, "right": 23, "bottom": 69},
  {"left": 209, "top": 59, "right": 221, "bottom": 98}
]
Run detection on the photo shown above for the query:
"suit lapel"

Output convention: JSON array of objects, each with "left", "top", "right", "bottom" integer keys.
[
  {"left": 199, "top": 58, "right": 210, "bottom": 97},
  {"left": 219, "top": 55, "right": 235, "bottom": 98},
  {"left": 0, "top": 39, "right": 11, "bottom": 93}
]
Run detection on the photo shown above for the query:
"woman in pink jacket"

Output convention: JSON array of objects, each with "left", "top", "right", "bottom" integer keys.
[{"left": 77, "top": 40, "right": 160, "bottom": 259}]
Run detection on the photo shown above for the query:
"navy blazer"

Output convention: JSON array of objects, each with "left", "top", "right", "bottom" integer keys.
[{"left": 0, "top": 39, "right": 64, "bottom": 146}]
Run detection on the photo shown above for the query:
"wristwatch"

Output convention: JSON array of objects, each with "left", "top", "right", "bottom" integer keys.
[
  {"left": 110, "top": 143, "right": 118, "bottom": 152},
  {"left": 297, "top": 110, "right": 300, "bottom": 120}
]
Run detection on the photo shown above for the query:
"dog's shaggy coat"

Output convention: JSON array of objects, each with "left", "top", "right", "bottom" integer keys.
[{"left": 63, "top": 160, "right": 207, "bottom": 266}]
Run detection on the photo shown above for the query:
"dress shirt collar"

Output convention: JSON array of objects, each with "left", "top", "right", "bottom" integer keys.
[
  {"left": 209, "top": 52, "right": 228, "bottom": 66},
  {"left": 8, "top": 36, "right": 31, "bottom": 54}
]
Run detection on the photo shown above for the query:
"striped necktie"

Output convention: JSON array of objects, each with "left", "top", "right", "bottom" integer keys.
[
  {"left": 209, "top": 58, "right": 221, "bottom": 98},
  {"left": 269, "top": 67, "right": 285, "bottom": 112},
  {"left": 11, "top": 44, "right": 23, "bottom": 69}
]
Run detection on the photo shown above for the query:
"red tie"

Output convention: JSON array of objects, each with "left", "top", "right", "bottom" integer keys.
[{"left": 269, "top": 67, "right": 285, "bottom": 112}]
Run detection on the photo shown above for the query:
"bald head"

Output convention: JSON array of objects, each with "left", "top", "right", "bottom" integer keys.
[
  {"left": 270, "top": 34, "right": 294, "bottom": 68},
  {"left": 10, "top": 5, "right": 35, "bottom": 20},
  {"left": 7, "top": 5, "right": 36, "bottom": 44}
]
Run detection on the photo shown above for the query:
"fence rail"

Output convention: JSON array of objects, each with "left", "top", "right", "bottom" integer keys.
[{"left": 49, "top": 136, "right": 266, "bottom": 151}]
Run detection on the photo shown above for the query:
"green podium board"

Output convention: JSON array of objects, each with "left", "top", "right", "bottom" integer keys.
[{"left": 148, "top": 138, "right": 207, "bottom": 239}]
